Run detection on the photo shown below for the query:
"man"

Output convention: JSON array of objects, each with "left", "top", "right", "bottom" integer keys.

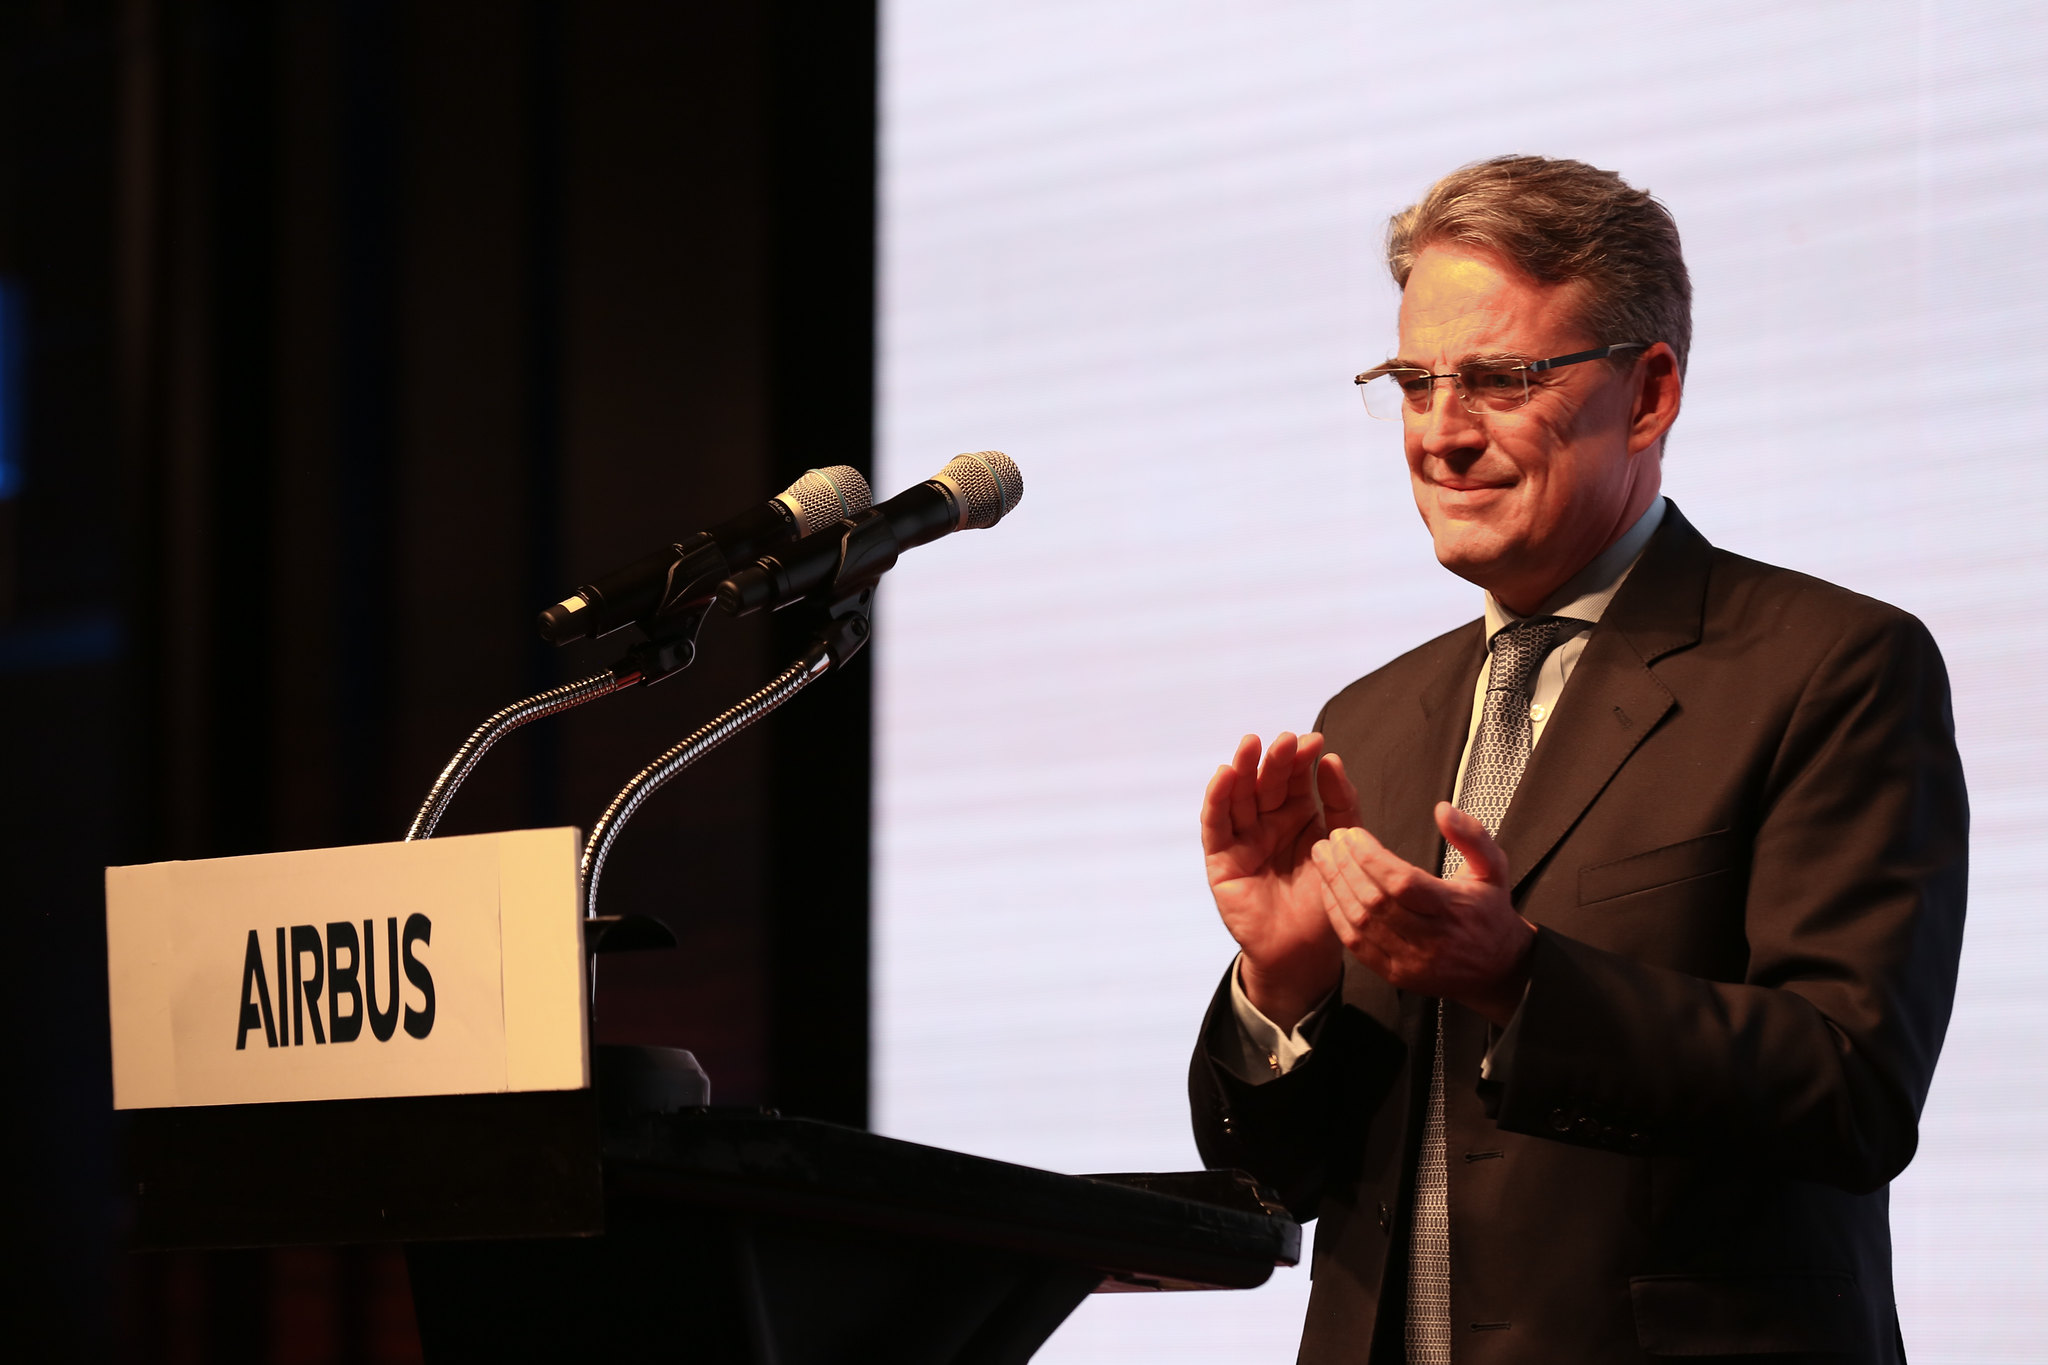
[{"left": 1189, "top": 156, "right": 1966, "bottom": 1364}]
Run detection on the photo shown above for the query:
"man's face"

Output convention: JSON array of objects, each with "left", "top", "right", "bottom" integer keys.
[{"left": 1395, "top": 245, "right": 1664, "bottom": 612}]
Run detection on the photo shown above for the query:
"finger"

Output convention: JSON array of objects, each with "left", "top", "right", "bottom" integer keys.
[
  {"left": 1436, "top": 801, "right": 1510, "bottom": 884},
  {"left": 1318, "top": 875, "right": 1357, "bottom": 940},
  {"left": 1335, "top": 825, "right": 1450, "bottom": 922},
  {"left": 1321, "top": 878, "right": 1400, "bottom": 981},
  {"left": 1199, "top": 765, "right": 1236, "bottom": 855},
  {"left": 1333, "top": 882, "right": 1431, "bottom": 989},
  {"left": 1285, "top": 732, "right": 1326, "bottom": 806},
  {"left": 1319, "top": 828, "right": 1391, "bottom": 921},
  {"left": 1311, "top": 839, "right": 1360, "bottom": 917},
  {"left": 1255, "top": 732, "right": 1299, "bottom": 814},
  {"left": 1317, "top": 846, "right": 1420, "bottom": 981},
  {"left": 1315, "top": 751, "right": 1361, "bottom": 830},
  {"left": 1227, "top": 735, "right": 1261, "bottom": 835}
]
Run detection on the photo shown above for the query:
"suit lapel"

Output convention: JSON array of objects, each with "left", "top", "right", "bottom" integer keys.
[
  {"left": 1493, "top": 502, "right": 1713, "bottom": 896},
  {"left": 1494, "top": 629, "right": 1673, "bottom": 895},
  {"left": 1376, "top": 623, "right": 1485, "bottom": 873}
]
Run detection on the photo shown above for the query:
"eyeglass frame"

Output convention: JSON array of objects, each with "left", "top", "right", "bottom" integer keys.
[{"left": 1353, "top": 341, "right": 1650, "bottom": 419}]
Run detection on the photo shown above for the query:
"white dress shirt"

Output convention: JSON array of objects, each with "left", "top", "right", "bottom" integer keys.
[{"left": 1224, "top": 498, "right": 1668, "bottom": 1083}]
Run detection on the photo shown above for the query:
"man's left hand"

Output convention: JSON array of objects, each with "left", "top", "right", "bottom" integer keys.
[{"left": 1311, "top": 802, "right": 1536, "bottom": 1026}]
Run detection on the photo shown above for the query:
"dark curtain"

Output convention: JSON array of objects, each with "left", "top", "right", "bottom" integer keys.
[{"left": 0, "top": 0, "right": 875, "bottom": 1357}]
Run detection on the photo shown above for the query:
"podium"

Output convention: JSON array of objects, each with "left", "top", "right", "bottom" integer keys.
[
  {"left": 411, "top": 1112, "right": 1295, "bottom": 1363},
  {"left": 108, "top": 832, "right": 1300, "bottom": 1362}
]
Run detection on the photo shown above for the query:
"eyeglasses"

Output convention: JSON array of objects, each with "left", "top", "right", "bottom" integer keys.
[{"left": 1354, "top": 342, "right": 1648, "bottom": 420}]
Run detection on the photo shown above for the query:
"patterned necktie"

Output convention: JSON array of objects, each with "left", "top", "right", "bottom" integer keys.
[{"left": 1408, "top": 617, "right": 1564, "bottom": 1365}]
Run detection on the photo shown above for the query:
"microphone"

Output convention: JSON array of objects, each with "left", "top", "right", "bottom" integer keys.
[
  {"left": 717, "top": 451, "right": 1021, "bottom": 616},
  {"left": 537, "top": 466, "right": 872, "bottom": 644}
]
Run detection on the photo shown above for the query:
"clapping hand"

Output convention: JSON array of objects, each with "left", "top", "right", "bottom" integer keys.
[
  {"left": 1311, "top": 802, "right": 1536, "bottom": 1027},
  {"left": 1200, "top": 732, "right": 1359, "bottom": 1031}
]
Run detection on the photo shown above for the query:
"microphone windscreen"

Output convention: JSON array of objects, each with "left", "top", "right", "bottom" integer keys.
[
  {"left": 778, "top": 465, "right": 874, "bottom": 534},
  {"left": 933, "top": 451, "right": 1022, "bottom": 530}
]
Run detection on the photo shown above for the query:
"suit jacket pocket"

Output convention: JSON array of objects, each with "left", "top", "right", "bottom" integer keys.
[
  {"left": 1581, "top": 828, "right": 1739, "bottom": 906},
  {"left": 1631, "top": 1272, "right": 1868, "bottom": 1355}
]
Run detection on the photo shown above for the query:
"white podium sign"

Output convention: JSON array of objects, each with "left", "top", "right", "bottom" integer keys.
[{"left": 106, "top": 827, "right": 590, "bottom": 1110}]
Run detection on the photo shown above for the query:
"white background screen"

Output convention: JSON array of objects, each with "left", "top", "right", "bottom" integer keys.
[{"left": 874, "top": 3, "right": 2048, "bottom": 1359}]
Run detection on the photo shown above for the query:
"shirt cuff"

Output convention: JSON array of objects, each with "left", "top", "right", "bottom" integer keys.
[{"left": 1226, "top": 954, "right": 1331, "bottom": 1084}]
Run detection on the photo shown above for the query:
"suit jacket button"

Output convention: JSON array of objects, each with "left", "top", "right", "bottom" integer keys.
[
  {"left": 1377, "top": 1201, "right": 1391, "bottom": 1233},
  {"left": 1576, "top": 1116, "right": 1602, "bottom": 1140},
  {"left": 1220, "top": 1116, "right": 1236, "bottom": 1136},
  {"left": 1548, "top": 1107, "right": 1573, "bottom": 1133}
]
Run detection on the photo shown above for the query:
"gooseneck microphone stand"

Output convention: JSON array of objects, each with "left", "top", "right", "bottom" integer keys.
[
  {"left": 578, "top": 498, "right": 908, "bottom": 916},
  {"left": 401, "top": 601, "right": 713, "bottom": 843},
  {"left": 579, "top": 594, "right": 872, "bottom": 918},
  {"left": 404, "top": 667, "right": 640, "bottom": 842},
  {"left": 401, "top": 464, "right": 876, "bottom": 844}
]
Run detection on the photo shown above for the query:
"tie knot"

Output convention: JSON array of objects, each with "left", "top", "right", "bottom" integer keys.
[{"left": 1486, "top": 617, "right": 1564, "bottom": 697}]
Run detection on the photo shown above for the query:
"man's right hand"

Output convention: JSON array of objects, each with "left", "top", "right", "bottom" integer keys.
[{"left": 1201, "top": 731, "right": 1359, "bottom": 1031}]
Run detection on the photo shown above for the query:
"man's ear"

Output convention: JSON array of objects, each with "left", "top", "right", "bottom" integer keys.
[{"left": 1627, "top": 342, "right": 1683, "bottom": 456}]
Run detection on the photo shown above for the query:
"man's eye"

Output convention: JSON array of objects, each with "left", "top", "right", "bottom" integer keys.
[
  {"left": 1396, "top": 374, "right": 1433, "bottom": 395},
  {"left": 1466, "top": 368, "right": 1518, "bottom": 391}
]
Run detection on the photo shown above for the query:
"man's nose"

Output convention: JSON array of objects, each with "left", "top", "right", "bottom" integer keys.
[{"left": 1416, "top": 377, "right": 1485, "bottom": 452}]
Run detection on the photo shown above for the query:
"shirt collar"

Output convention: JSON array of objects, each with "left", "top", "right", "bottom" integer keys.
[{"left": 1482, "top": 496, "right": 1667, "bottom": 640}]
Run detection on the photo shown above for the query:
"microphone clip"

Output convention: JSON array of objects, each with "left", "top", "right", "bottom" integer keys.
[
  {"left": 817, "top": 584, "right": 874, "bottom": 670},
  {"left": 828, "top": 508, "right": 904, "bottom": 596},
  {"left": 611, "top": 597, "right": 714, "bottom": 687},
  {"left": 801, "top": 508, "right": 896, "bottom": 670},
  {"left": 607, "top": 537, "right": 755, "bottom": 687}
]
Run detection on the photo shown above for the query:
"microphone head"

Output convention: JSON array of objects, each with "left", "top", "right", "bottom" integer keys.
[
  {"left": 932, "top": 450, "right": 1022, "bottom": 530},
  {"left": 776, "top": 465, "right": 873, "bottom": 534}
]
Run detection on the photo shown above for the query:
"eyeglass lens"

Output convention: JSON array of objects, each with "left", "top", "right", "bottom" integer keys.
[{"left": 1358, "top": 365, "right": 1530, "bottom": 420}]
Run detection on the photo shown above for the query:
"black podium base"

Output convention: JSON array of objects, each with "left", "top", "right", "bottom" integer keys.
[
  {"left": 407, "top": 1196, "right": 1099, "bottom": 1364},
  {"left": 406, "top": 1111, "right": 1298, "bottom": 1364}
]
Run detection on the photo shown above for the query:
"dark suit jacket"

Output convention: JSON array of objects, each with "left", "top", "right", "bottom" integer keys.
[{"left": 1189, "top": 503, "right": 1967, "bottom": 1363}]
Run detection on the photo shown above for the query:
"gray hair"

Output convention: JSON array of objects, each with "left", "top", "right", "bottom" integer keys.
[{"left": 1387, "top": 155, "right": 1692, "bottom": 376}]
